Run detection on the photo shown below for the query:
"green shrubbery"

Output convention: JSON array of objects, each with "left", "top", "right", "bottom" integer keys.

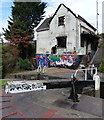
[
  {"left": 98, "top": 56, "right": 104, "bottom": 72},
  {"left": 2, "top": 44, "right": 19, "bottom": 78},
  {"left": 18, "top": 58, "right": 32, "bottom": 70},
  {"left": 0, "top": 80, "right": 9, "bottom": 89},
  {"left": 2, "top": 44, "right": 34, "bottom": 78}
]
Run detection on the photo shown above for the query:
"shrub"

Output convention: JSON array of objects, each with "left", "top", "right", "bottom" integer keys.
[
  {"left": 0, "top": 80, "right": 9, "bottom": 89},
  {"left": 18, "top": 43, "right": 35, "bottom": 59},
  {"left": 2, "top": 44, "right": 19, "bottom": 78},
  {"left": 98, "top": 57, "right": 104, "bottom": 72},
  {"left": 18, "top": 58, "right": 32, "bottom": 70}
]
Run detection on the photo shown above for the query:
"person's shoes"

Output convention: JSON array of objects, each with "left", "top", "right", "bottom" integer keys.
[
  {"left": 65, "top": 98, "right": 73, "bottom": 101},
  {"left": 68, "top": 97, "right": 73, "bottom": 99},
  {"left": 73, "top": 100, "right": 79, "bottom": 102}
]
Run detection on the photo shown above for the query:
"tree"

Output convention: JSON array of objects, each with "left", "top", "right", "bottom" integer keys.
[
  {"left": 3, "top": 2, "right": 47, "bottom": 58},
  {"left": 0, "top": 33, "right": 4, "bottom": 45}
]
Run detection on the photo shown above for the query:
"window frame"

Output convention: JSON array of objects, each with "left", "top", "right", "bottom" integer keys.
[
  {"left": 56, "top": 36, "right": 67, "bottom": 48},
  {"left": 58, "top": 16, "right": 65, "bottom": 26}
]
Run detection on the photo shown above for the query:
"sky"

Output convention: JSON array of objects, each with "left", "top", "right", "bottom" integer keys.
[
  {"left": 0, "top": 0, "right": 103, "bottom": 37},
  {"left": 102, "top": 1, "right": 104, "bottom": 32}
]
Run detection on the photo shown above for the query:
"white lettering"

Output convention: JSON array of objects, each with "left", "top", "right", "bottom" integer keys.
[{"left": 5, "top": 81, "right": 46, "bottom": 94}]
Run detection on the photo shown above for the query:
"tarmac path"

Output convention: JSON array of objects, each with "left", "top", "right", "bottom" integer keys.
[
  {"left": 1, "top": 68, "right": 104, "bottom": 119},
  {"left": 0, "top": 88, "right": 103, "bottom": 119}
]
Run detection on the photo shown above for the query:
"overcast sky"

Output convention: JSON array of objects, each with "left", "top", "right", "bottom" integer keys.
[{"left": 0, "top": 0, "right": 103, "bottom": 35}]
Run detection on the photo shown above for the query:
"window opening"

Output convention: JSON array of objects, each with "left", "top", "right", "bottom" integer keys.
[
  {"left": 58, "top": 16, "right": 65, "bottom": 26},
  {"left": 57, "top": 36, "right": 66, "bottom": 48}
]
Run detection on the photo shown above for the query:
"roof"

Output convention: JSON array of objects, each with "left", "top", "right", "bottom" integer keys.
[
  {"left": 36, "top": 17, "right": 51, "bottom": 32},
  {"left": 49, "top": 4, "right": 76, "bottom": 23},
  {"left": 36, "top": 4, "right": 96, "bottom": 32},
  {"left": 77, "top": 15, "right": 96, "bottom": 31}
]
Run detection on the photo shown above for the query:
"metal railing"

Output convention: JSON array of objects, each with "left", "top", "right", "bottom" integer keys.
[{"left": 74, "top": 67, "right": 97, "bottom": 80}]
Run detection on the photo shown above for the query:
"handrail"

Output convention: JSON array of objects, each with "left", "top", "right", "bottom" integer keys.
[{"left": 74, "top": 67, "right": 97, "bottom": 80}]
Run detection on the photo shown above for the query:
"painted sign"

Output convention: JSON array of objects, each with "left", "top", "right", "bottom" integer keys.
[{"left": 5, "top": 81, "right": 46, "bottom": 94}]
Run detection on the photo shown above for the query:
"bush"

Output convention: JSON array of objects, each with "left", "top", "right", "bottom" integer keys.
[
  {"left": 98, "top": 57, "right": 104, "bottom": 72},
  {"left": 0, "top": 80, "right": 9, "bottom": 89},
  {"left": 2, "top": 43, "right": 34, "bottom": 78},
  {"left": 2, "top": 44, "right": 19, "bottom": 78},
  {"left": 18, "top": 58, "right": 32, "bottom": 70},
  {"left": 18, "top": 43, "right": 35, "bottom": 59}
]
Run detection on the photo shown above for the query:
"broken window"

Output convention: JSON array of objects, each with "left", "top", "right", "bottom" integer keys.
[
  {"left": 81, "top": 38, "right": 84, "bottom": 47},
  {"left": 51, "top": 45, "right": 57, "bottom": 54},
  {"left": 81, "top": 33, "right": 85, "bottom": 47},
  {"left": 57, "top": 36, "right": 66, "bottom": 48},
  {"left": 58, "top": 16, "right": 65, "bottom": 26}
]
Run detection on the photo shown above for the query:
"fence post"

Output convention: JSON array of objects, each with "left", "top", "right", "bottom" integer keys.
[
  {"left": 95, "top": 67, "right": 97, "bottom": 75},
  {"left": 91, "top": 68, "right": 93, "bottom": 75},
  {"left": 85, "top": 70, "right": 87, "bottom": 80}
]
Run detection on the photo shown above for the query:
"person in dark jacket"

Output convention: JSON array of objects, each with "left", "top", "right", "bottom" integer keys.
[{"left": 68, "top": 74, "right": 79, "bottom": 102}]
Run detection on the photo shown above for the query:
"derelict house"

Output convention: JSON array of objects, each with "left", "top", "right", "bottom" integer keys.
[{"left": 36, "top": 4, "right": 98, "bottom": 55}]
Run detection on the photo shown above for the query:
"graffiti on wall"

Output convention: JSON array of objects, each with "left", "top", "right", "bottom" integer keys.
[
  {"left": 77, "top": 47, "right": 85, "bottom": 55},
  {"left": 49, "top": 54, "right": 81, "bottom": 67},
  {"left": 5, "top": 81, "right": 46, "bottom": 94},
  {"left": 36, "top": 54, "right": 82, "bottom": 68},
  {"left": 36, "top": 55, "right": 49, "bottom": 68}
]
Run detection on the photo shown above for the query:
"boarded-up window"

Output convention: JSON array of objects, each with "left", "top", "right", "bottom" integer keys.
[
  {"left": 58, "top": 16, "right": 65, "bottom": 26},
  {"left": 57, "top": 36, "right": 66, "bottom": 48}
]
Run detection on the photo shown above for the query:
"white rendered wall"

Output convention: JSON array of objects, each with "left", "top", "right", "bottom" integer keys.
[
  {"left": 36, "top": 4, "right": 96, "bottom": 55},
  {"left": 49, "top": 5, "right": 77, "bottom": 52},
  {"left": 76, "top": 19, "right": 96, "bottom": 54},
  {"left": 36, "top": 30, "right": 51, "bottom": 54}
]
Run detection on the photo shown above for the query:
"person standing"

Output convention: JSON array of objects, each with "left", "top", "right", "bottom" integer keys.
[{"left": 68, "top": 74, "right": 79, "bottom": 102}]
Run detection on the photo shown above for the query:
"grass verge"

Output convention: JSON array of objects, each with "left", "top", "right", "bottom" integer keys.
[{"left": 0, "top": 80, "right": 9, "bottom": 89}]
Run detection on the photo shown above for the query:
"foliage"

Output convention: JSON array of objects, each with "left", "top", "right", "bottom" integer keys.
[
  {"left": 98, "top": 33, "right": 104, "bottom": 48},
  {"left": 2, "top": 2, "right": 47, "bottom": 76},
  {"left": 2, "top": 44, "right": 19, "bottom": 78},
  {"left": 19, "top": 42, "right": 35, "bottom": 59},
  {"left": 98, "top": 33, "right": 104, "bottom": 38},
  {"left": 2, "top": 44, "right": 34, "bottom": 78},
  {"left": 98, "top": 56, "right": 104, "bottom": 72},
  {"left": 0, "top": 44, "right": 2, "bottom": 79},
  {"left": 0, "top": 80, "right": 9, "bottom": 89},
  {"left": 3, "top": 18, "right": 34, "bottom": 45},
  {"left": 18, "top": 58, "right": 32, "bottom": 70},
  {"left": 0, "top": 33, "right": 4, "bottom": 44},
  {"left": 3, "top": 2, "right": 47, "bottom": 59},
  {"left": 99, "top": 44, "right": 104, "bottom": 48}
]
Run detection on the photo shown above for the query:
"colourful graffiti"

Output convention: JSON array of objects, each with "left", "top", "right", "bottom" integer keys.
[
  {"left": 36, "top": 54, "right": 82, "bottom": 69},
  {"left": 49, "top": 55, "right": 81, "bottom": 67},
  {"left": 87, "top": 52, "right": 94, "bottom": 62},
  {"left": 35, "top": 55, "right": 49, "bottom": 73},
  {"left": 36, "top": 55, "right": 49, "bottom": 68}
]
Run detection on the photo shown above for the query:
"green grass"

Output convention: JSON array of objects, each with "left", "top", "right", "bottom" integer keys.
[{"left": 0, "top": 80, "right": 9, "bottom": 89}]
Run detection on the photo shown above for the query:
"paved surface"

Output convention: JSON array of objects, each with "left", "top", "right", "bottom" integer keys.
[
  {"left": 10, "top": 67, "right": 104, "bottom": 82},
  {"left": 1, "top": 68, "right": 104, "bottom": 119},
  {"left": 11, "top": 68, "right": 79, "bottom": 80},
  {"left": 1, "top": 88, "right": 103, "bottom": 119},
  {"left": 72, "top": 95, "right": 102, "bottom": 117},
  {"left": 0, "top": 90, "right": 26, "bottom": 119}
]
